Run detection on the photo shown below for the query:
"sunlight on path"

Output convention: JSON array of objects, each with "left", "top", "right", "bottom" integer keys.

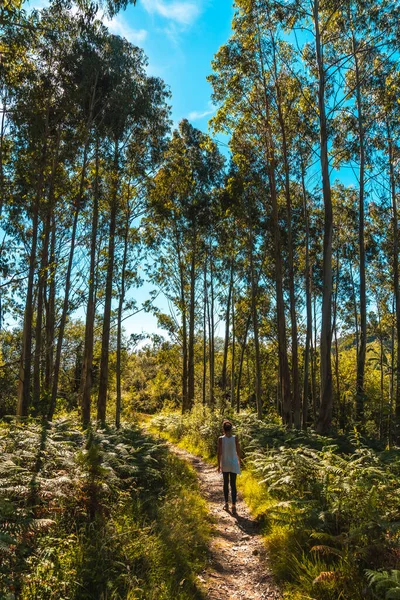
[{"left": 168, "top": 444, "right": 281, "bottom": 600}]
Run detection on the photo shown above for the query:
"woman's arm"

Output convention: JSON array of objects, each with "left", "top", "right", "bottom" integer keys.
[
  {"left": 217, "top": 437, "right": 222, "bottom": 472},
  {"left": 235, "top": 435, "right": 241, "bottom": 464}
]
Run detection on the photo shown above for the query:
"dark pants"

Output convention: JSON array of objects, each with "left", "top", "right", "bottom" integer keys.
[{"left": 223, "top": 472, "right": 237, "bottom": 504}]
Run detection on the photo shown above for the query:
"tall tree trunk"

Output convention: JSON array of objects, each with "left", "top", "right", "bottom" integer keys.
[
  {"left": 209, "top": 248, "right": 215, "bottom": 407},
  {"left": 80, "top": 139, "right": 100, "bottom": 427},
  {"left": 116, "top": 203, "right": 130, "bottom": 429},
  {"left": 249, "top": 231, "right": 263, "bottom": 419},
  {"left": 177, "top": 240, "right": 188, "bottom": 413},
  {"left": 97, "top": 142, "right": 119, "bottom": 425},
  {"left": 231, "top": 285, "right": 236, "bottom": 410},
  {"left": 302, "top": 163, "right": 312, "bottom": 429},
  {"left": 256, "top": 25, "right": 291, "bottom": 424},
  {"left": 44, "top": 212, "right": 56, "bottom": 396},
  {"left": 353, "top": 32, "right": 367, "bottom": 426},
  {"left": 349, "top": 262, "right": 359, "bottom": 357},
  {"left": 333, "top": 253, "right": 341, "bottom": 429},
  {"left": 0, "top": 96, "right": 6, "bottom": 215},
  {"left": 376, "top": 298, "right": 384, "bottom": 440},
  {"left": 237, "top": 314, "right": 251, "bottom": 413},
  {"left": 202, "top": 260, "right": 207, "bottom": 406},
  {"left": 48, "top": 137, "right": 90, "bottom": 420},
  {"left": 311, "top": 290, "right": 318, "bottom": 426},
  {"left": 221, "top": 263, "right": 233, "bottom": 392},
  {"left": 187, "top": 236, "right": 196, "bottom": 409},
  {"left": 313, "top": 0, "right": 333, "bottom": 434},
  {"left": 17, "top": 135, "right": 48, "bottom": 417},
  {"left": 272, "top": 51, "right": 300, "bottom": 427},
  {"left": 388, "top": 126, "right": 400, "bottom": 443},
  {"left": 389, "top": 295, "right": 395, "bottom": 448},
  {"left": 33, "top": 132, "right": 60, "bottom": 410}
]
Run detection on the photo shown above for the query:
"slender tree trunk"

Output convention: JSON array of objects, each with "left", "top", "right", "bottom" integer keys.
[
  {"left": 376, "top": 299, "right": 384, "bottom": 440},
  {"left": 177, "top": 240, "right": 188, "bottom": 412},
  {"left": 221, "top": 263, "right": 233, "bottom": 392},
  {"left": 237, "top": 314, "right": 251, "bottom": 413},
  {"left": 231, "top": 285, "right": 236, "bottom": 410},
  {"left": 48, "top": 204, "right": 80, "bottom": 421},
  {"left": 333, "top": 253, "right": 341, "bottom": 429},
  {"left": 80, "top": 139, "right": 100, "bottom": 427},
  {"left": 274, "top": 65, "right": 300, "bottom": 427},
  {"left": 17, "top": 137, "right": 48, "bottom": 417},
  {"left": 0, "top": 96, "right": 6, "bottom": 215},
  {"left": 313, "top": 0, "right": 333, "bottom": 434},
  {"left": 44, "top": 212, "right": 56, "bottom": 396},
  {"left": 388, "top": 126, "right": 400, "bottom": 442},
  {"left": 310, "top": 289, "right": 318, "bottom": 426},
  {"left": 353, "top": 33, "right": 367, "bottom": 425},
  {"left": 48, "top": 136, "right": 91, "bottom": 420},
  {"left": 209, "top": 248, "right": 215, "bottom": 407},
  {"left": 116, "top": 205, "right": 130, "bottom": 429},
  {"left": 254, "top": 18, "right": 291, "bottom": 423},
  {"left": 202, "top": 260, "right": 207, "bottom": 406},
  {"left": 33, "top": 220, "right": 48, "bottom": 409},
  {"left": 97, "top": 142, "right": 119, "bottom": 425},
  {"left": 188, "top": 237, "right": 196, "bottom": 409},
  {"left": 389, "top": 295, "right": 395, "bottom": 448},
  {"left": 33, "top": 133, "right": 60, "bottom": 410},
  {"left": 349, "top": 263, "right": 359, "bottom": 357},
  {"left": 302, "top": 164, "right": 312, "bottom": 429},
  {"left": 249, "top": 231, "right": 263, "bottom": 419}
]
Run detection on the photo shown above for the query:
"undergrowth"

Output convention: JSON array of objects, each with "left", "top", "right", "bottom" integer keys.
[
  {"left": 0, "top": 417, "right": 210, "bottom": 599},
  {"left": 150, "top": 404, "right": 400, "bottom": 600}
]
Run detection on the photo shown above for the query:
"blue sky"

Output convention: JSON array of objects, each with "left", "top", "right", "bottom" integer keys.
[
  {"left": 104, "top": 0, "right": 234, "bottom": 339},
  {"left": 104, "top": 0, "right": 234, "bottom": 131}
]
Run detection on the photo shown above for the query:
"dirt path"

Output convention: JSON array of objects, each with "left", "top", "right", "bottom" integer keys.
[{"left": 168, "top": 443, "right": 281, "bottom": 600}]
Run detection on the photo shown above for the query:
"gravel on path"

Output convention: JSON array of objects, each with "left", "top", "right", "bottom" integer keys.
[{"left": 167, "top": 443, "right": 281, "bottom": 600}]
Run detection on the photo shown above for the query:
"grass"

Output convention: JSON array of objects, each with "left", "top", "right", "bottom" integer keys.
[{"left": 0, "top": 416, "right": 211, "bottom": 600}]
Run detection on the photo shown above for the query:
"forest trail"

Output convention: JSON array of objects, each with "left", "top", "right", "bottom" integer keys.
[{"left": 165, "top": 442, "right": 281, "bottom": 600}]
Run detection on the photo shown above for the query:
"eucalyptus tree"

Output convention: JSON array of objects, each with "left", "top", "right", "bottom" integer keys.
[
  {"left": 96, "top": 36, "right": 170, "bottom": 425},
  {"left": 209, "top": 0, "right": 294, "bottom": 423},
  {"left": 146, "top": 120, "right": 225, "bottom": 412},
  {"left": 4, "top": 5, "right": 83, "bottom": 417}
]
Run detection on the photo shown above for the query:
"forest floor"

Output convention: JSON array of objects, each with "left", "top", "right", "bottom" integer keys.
[{"left": 165, "top": 442, "right": 281, "bottom": 600}]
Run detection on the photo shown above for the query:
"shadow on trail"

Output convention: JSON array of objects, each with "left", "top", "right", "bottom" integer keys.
[{"left": 232, "top": 511, "right": 260, "bottom": 535}]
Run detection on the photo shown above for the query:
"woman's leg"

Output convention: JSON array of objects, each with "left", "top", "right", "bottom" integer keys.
[
  {"left": 223, "top": 472, "right": 230, "bottom": 503},
  {"left": 230, "top": 473, "right": 237, "bottom": 505}
]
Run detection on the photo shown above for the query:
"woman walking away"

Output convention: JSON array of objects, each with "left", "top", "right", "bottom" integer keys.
[{"left": 217, "top": 419, "right": 241, "bottom": 513}]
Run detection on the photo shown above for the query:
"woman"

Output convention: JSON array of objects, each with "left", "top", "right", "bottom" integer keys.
[{"left": 217, "top": 419, "right": 241, "bottom": 513}]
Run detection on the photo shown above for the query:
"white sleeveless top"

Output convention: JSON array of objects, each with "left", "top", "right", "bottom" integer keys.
[{"left": 220, "top": 435, "right": 241, "bottom": 474}]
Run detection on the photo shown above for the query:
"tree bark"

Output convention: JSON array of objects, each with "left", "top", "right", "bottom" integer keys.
[
  {"left": 353, "top": 32, "right": 367, "bottom": 426},
  {"left": 273, "top": 51, "right": 300, "bottom": 428},
  {"left": 97, "top": 142, "right": 119, "bottom": 425},
  {"left": 388, "top": 127, "right": 400, "bottom": 443},
  {"left": 187, "top": 235, "right": 196, "bottom": 409},
  {"left": 17, "top": 134, "right": 48, "bottom": 417},
  {"left": 231, "top": 284, "right": 236, "bottom": 410},
  {"left": 202, "top": 260, "right": 207, "bottom": 405},
  {"left": 313, "top": 0, "right": 333, "bottom": 434},
  {"left": 44, "top": 211, "right": 56, "bottom": 397},
  {"left": 249, "top": 231, "right": 263, "bottom": 419},
  {"left": 237, "top": 313, "right": 251, "bottom": 413},
  {"left": 116, "top": 201, "right": 130, "bottom": 429},
  {"left": 80, "top": 139, "right": 100, "bottom": 427},
  {"left": 301, "top": 163, "right": 312, "bottom": 429},
  {"left": 221, "top": 263, "right": 233, "bottom": 392}
]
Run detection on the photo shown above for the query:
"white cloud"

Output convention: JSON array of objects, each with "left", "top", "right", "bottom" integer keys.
[
  {"left": 141, "top": 0, "right": 200, "bottom": 26},
  {"left": 103, "top": 15, "right": 148, "bottom": 45},
  {"left": 187, "top": 102, "right": 216, "bottom": 121}
]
